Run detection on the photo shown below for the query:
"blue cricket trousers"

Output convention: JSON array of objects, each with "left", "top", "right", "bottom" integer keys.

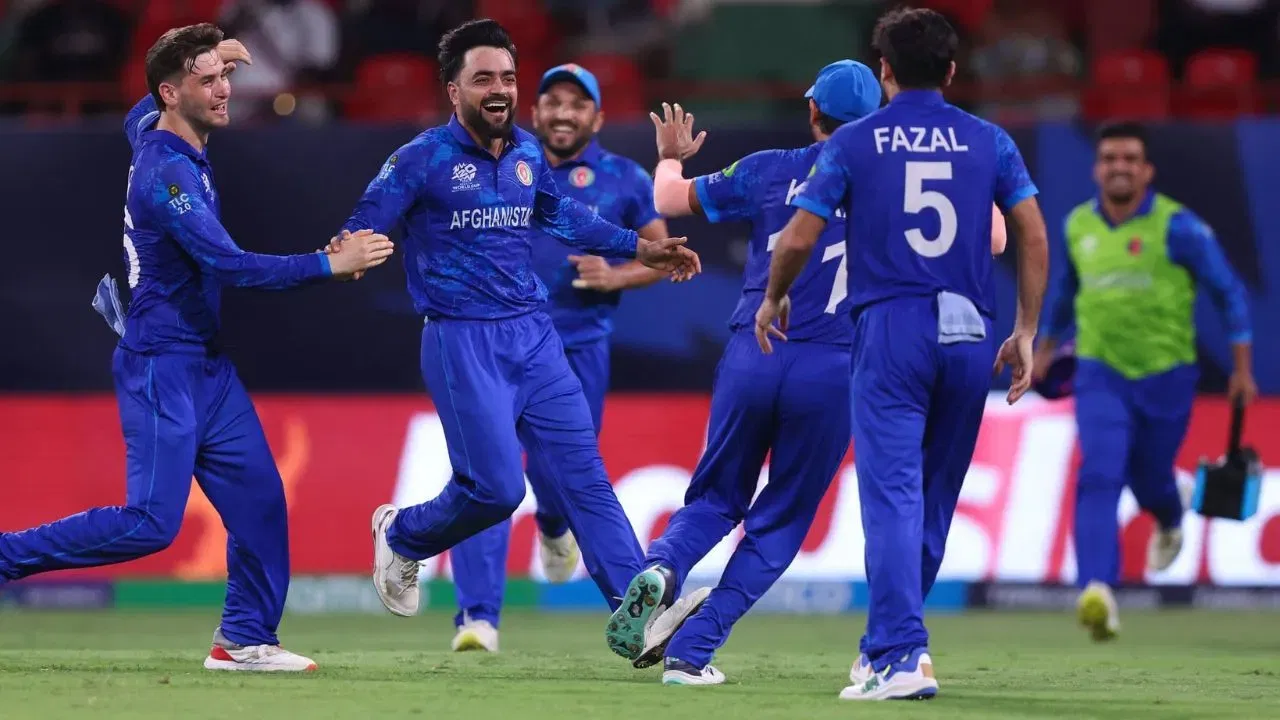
[
  {"left": 386, "top": 312, "right": 641, "bottom": 609},
  {"left": 850, "top": 296, "right": 995, "bottom": 672},
  {"left": 0, "top": 347, "right": 291, "bottom": 646},
  {"left": 643, "top": 330, "right": 852, "bottom": 669},
  {"left": 449, "top": 336, "right": 608, "bottom": 628},
  {"left": 1073, "top": 359, "right": 1195, "bottom": 588}
]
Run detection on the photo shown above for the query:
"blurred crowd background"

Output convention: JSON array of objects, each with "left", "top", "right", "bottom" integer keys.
[{"left": 0, "top": 0, "right": 1277, "bottom": 126}]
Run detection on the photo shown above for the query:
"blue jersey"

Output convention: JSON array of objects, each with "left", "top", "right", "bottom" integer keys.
[
  {"left": 343, "top": 116, "right": 639, "bottom": 321},
  {"left": 531, "top": 141, "right": 661, "bottom": 347},
  {"left": 794, "top": 90, "right": 1037, "bottom": 318},
  {"left": 118, "top": 97, "right": 331, "bottom": 353},
  {"left": 694, "top": 143, "right": 851, "bottom": 345}
]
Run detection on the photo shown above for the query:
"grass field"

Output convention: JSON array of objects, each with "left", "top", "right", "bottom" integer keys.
[{"left": 1, "top": 609, "right": 1277, "bottom": 719}]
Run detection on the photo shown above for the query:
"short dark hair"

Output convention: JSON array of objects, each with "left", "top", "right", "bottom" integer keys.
[
  {"left": 815, "top": 112, "right": 847, "bottom": 136},
  {"left": 1095, "top": 121, "right": 1149, "bottom": 154},
  {"left": 437, "top": 18, "right": 518, "bottom": 85},
  {"left": 872, "top": 7, "right": 958, "bottom": 90},
  {"left": 145, "top": 23, "right": 224, "bottom": 109}
]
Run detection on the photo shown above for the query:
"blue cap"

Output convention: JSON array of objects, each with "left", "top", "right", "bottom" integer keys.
[
  {"left": 538, "top": 64, "right": 602, "bottom": 108},
  {"left": 805, "top": 60, "right": 882, "bottom": 122}
]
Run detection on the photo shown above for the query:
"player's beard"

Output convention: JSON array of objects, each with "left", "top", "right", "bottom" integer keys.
[
  {"left": 461, "top": 94, "right": 515, "bottom": 143},
  {"left": 179, "top": 94, "right": 225, "bottom": 136},
  {"left": 538, "top": 122, "right": 593, "bottom": 160}
]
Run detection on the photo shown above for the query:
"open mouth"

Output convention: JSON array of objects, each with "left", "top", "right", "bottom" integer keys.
[
  {"left": 212, "top": 103, "right": 228, "bottom": 116},
  {"left": 549, "top": 122, "right": 577, "bottom": 141},
  {"left": 481, "top": 98, "right": 510, "bottom": 121}
]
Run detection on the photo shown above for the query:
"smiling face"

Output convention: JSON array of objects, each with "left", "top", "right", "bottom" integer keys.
[
  {"left": 449, "top": 46, "right": 517, "bottom": 142},
  {"left": 1094, "top": 136, "right": 1153, "bottom": 205},
  {"left": 532, "top": 80, "right": 602, "bottom": 160},
  {"left": 158, "top": 48, "right": 232, "bottom": 133}
]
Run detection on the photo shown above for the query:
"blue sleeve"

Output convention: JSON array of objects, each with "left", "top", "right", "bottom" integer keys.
[
  {"left": 1167, "top": 209, "right": 1252, "bottom": 344},
  {"left": 1045, "top": 219, "right": 1078, "bottom": 341},
  {"left": 792, "top": 135, "right": 850, "bottom": 221},
  {"left": 624, "top": 162, "right": 662, "bottom": 230},
  {"left": 993, "top": 126, "right": 1038, "bottom": 213},
  {"left": 534, "top": 162, "right": 637, "bottom": 258},
  {"left": 124, "top": 95, "right": 160, "bottom": 149},
  {"left": 150, "top": 158, "right": 331, "bottom": 288},
  {"left": 693, "top": 150, "right": 774, "bottom": 224},
  {"left": 342, "top": 143, "right": 427, "bottom": 235}
]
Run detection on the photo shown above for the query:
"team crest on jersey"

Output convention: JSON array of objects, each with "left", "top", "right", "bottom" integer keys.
[
  {"left": 168, "top": 184, "right": 180, "bottom": 197},
  {"left": 515, "top": 160, "right": 534, "bottom": 186},
  {"left": 1080, "top": 235, "right": 1098, "bottom": 254},
  {"left": 1128, "top": 237, "right": 1144, "bottom": 255},
  {"left": 570, "top": 166, "right": 595, "bottom": 188}
]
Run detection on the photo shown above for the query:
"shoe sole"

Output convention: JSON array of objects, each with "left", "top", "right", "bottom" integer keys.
[
  {"left": 662, "top": 671, "right": 725, "bottom": 686},
  {"left": 203, "top": 657, "right": 318, "bottom": 672},
  {"left": 371, "top": 504, "right": 417, "bottom": 617},
  {"left": 452, "top": 636, "right": 495, "bottom": 652},
  {"left": 606, "top": 569, "right": 667, "bottom": 662},
  {"left": 632, "top": 586, "right": 711, "bottom": 669},
  {"left": 839, "top": 680, "right": 938, "bottom": 701},
  {"left": 1077, "top": 589, "right": 1116, "bottom": 642}
]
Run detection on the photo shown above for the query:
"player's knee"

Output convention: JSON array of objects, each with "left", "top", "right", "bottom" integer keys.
[
  {"left": 121, "top": 506, "right": 183, "bottom": 555},
  {"left": 487, "top": 481, "right": 526, "bottom": 517}
]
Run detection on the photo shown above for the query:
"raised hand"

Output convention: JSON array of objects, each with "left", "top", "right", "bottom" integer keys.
[
  {"left": 636, "top": 236, "right": 700, "bottom": 280},
  {"left": 216, "top": 39, "right": 252, "bottom": 74},
  {"left": 650, "top": 102, "right": 707, "bottom": 162},
  {"left": 326, "top": 229, "right": 393, "bottom": 280}
]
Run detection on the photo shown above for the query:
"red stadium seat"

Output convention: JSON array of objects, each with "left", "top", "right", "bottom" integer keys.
[
  {"left": 1179, "top": 49, "right": 1261, "bottom": 119},
  {"left": 1085, "top": 49, "right": 1170, "bottom": 121},
  {"left": 346, "top": 54, "right": 442, "bottom": 123},
  {"left": 570, "top": 54, "right": 646, "bottom": 119}
]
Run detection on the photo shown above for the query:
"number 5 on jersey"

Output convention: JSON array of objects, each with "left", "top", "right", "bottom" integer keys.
[
  {"left": 904, "top": 161, "right": 956, "bottom": 258},
  {"left": 768, "top": 229, "right": 847, "bottom": 315}
]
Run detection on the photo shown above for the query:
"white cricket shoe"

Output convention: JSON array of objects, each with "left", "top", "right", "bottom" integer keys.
[
  {"left": 849, "top": 652, "right": 873, "bottom": 685},
  {"left": 203, "top": 627, "right": 317, "bottom": 672},
  {"left": 839, "top": 648, "right": 937, "bottom": 701},
  {"left": 539, "top": 530, "right": 580, "bottom": 583},
  {"left": 451, "top": 618, "right": 499, "bottom": 652},
  {"left": 1148, "top": 480, "right": 1192, "bottom": 573},
  {"left": 662, "top": 657, "right": 726, "bottom": 686},
  {"left": 371, "top": 504, "right": 420, "bottom": 617},
  {"left": 1147, "top": 526, "right": 1184, "bottom": 573},
  {"left": 1077, "top": 580, "right": 1120, "bottom": 641}
]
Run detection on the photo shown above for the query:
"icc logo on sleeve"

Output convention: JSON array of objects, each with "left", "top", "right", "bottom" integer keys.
[{"left": 515, "top": 161, "right": 534, "bottom": 186}]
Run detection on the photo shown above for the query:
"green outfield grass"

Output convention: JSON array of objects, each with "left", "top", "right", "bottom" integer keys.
[{"left": 0, "top": 609, "right": 1277, "bottom": 719}]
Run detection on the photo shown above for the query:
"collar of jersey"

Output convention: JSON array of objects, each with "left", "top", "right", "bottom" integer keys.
[
  {"left": 889, "top": 89, "right": 945, "bottom": 106},
  {"left": 556, "top": 139, "right": 603, "bottom": 168},
  {"left": 447, "top": 114, "right": 526, "bottom": 157},
  {"left": 140, "top": 129, "right": 208, "bottom": 163},
  {"left": 1092, "top": 188, "right": 1156, "bottom": 229}
]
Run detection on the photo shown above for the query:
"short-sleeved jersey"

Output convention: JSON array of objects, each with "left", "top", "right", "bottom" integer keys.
[
  {"left": 794, "top": 89, "right": 1038, "bottom": 318},
  {"left": 119, "top": 97, "right": 330, "bottom": 353},
  {"left": 531, "top": 141, "right": 661, "bottom": 347},
  {"left": 694, "top": 143, "right": 851, "bottom": 345},
  {"left": 343, "top": 116, "right": 638, "bottom": 321}
]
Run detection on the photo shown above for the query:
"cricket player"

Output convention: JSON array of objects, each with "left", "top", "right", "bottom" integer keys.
[
  {"left": 615, "top": 61, "right": 1012, "bottom": 685},
  {"left": 1035, "top": 121, "right": 1255, "bottom": 641},
  {"left": 447, "top": 62, "right": 671, "bottom": 653},
  {"left": 0, "top": 26, "right": 394, "bottom": 672},
  {"left": 342, "top": 20, "right": 703, "bottom": 661},
  {"left": 759, "top": 8, "right": 1049, "bottom": 700}
]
